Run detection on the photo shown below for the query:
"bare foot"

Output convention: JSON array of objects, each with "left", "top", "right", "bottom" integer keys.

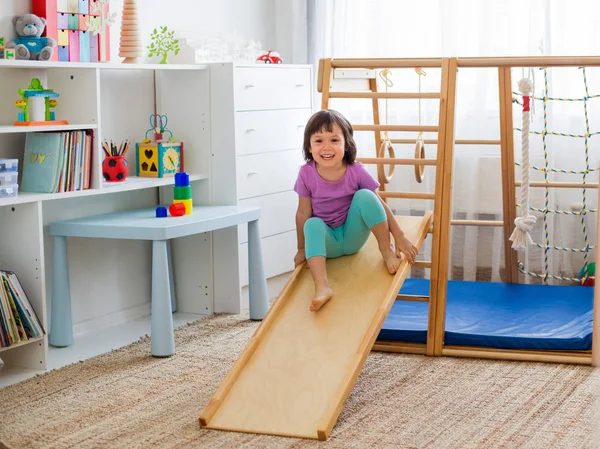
[
  {"left": 381, "top": 246, "right": 402, "bottom": 274},
  {"left": 310, "top": 287, "right": 333, "bottom": 312}
]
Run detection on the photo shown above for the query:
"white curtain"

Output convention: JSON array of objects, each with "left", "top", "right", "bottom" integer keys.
[{"left": 308, "top": 0, "right": 600, "bottom": 284}]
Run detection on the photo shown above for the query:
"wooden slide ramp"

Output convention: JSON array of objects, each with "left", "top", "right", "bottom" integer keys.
[{"left": 199, "top": 213, "right": 432, "bottom": 440}]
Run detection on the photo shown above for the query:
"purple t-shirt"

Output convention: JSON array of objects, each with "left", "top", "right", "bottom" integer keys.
[{"left": 294, "top": 160, "right": 380, "bottom": 228}]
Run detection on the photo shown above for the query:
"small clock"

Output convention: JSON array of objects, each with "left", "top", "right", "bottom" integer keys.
[{"left": 136, "top": 142, "right": 184, "bottom": 178}]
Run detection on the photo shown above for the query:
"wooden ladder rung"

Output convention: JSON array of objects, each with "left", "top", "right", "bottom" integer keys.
[
  {"left": 357, "top": 157, "right": 437, "bottom": 166},
  {"left": 396, "top": 294, "right": 430, "bottom": 302},
  {"left": 451, "top": 219, "right": 503, "bottom": 227},
  {"left": 413, "top": 261, "right": 432, "bottom": 268},
  {"left": 330, "top": 58, "right": 444, "bottom": 69},
  {"left": 353, "top": 124, "right": 439, "bottom": 133},
  {"left": 328, "top": 92, "right": 441, "bottom": 99},
  {"left": 379, "top": 192, "right": 435, "bottom": 200},
  {"left": 516, "top": 181, "right": 599, "bottom": 189},
  {"left": 390, "top": 139, "right": 501, "bottom": 145}
]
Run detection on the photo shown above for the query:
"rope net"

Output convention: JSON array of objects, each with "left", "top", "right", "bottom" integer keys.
[{"left": 513, "top": 67, "right": 598, "bottom": 283}]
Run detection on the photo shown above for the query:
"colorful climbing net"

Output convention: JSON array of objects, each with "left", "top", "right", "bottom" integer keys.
[{"left": 513, "top": 67, "right": 599, "bottom": 283}]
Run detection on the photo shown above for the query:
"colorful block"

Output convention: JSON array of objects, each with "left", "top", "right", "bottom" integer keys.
[
  {"left": 79, "top": 31, "right": 90, "bottom": 62},
  {"left": 4, "top": 49, "right": 15, "bottom": 60},
  {"left": 174, "top": 172, "right": 190, "bottom": 187},
  {"left": 33, "top": 0, "right": 111, "bottom": 62},
  {"left": 89, "top": 0, "right": 100, "bottom": 15},
  {"left": 0, "top": 36, "right": 5, "bottom": 49},
  {"left": 58, "top": 45, "right": 69, "bottom": 61},
  {"left": 57, "top": 13, "right": 68, "bottom": 29},
  {"left": 79, "top": 0, "right": 89, "bottom": 13},
  {"left": 136, "top": 142, "right": 183, "bottom": 178},
  {"left": 57, "top": 0, "right": 68, "bottom": 12},
  {"left": 68, "top": 30, "right": 80, "bottom": 62},
  {"left": 79, "top": 14, "right": 88, "bottom": 30},
  {"left": 174, "top": 185, "right": 192, "bottom": 200},
  {"left": 173, "top": 199, "right": 193, "bottom": 215},
  {"left": 67, "top": 0, "right": 79, "bottom": 13},
  {"left": 68, "top": 13, "right": 79, "bottom": 30},
  {"left": 58, "top": 29, "right": 69, "bottom": 46},
  {"left": 156, "top": 206, "right": 168, "bottom": 218},
  {"left": 169, "top": 203, "right": 186, "bottom": 217},
  {"left": 88, "top": 32, "right": 98, "bottom": 62}
]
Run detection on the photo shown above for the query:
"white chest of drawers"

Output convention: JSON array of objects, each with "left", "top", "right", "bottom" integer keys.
[{"left": 209, "top": 63, "right": 313, "bottom": 287}]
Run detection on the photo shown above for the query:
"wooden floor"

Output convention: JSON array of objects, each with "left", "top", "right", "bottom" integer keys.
[{"left": 199, "top": 214, "right": 432, "bottom": 440}]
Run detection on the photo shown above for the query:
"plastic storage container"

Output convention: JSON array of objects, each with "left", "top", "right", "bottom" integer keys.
[
  {"left": 0, "top": 185, "right": 18, "bottom": 198},
  {"left": 0, "top": 159, "right": 18, "bottom": 173},
  {"left": 0, "top": 172, "right": 18, "bottom": 186}
]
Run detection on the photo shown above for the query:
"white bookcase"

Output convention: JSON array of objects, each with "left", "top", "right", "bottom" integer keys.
[
  {"left": 0, "top": 60, "right": 315, "bottom": 379},
  {"left": 0, "top": 60, "right": 217, "bottom": 375}
]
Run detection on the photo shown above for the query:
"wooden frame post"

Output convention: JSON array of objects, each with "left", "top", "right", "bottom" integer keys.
[
  {"left": 498, "top": 67, "right": 519, "bottom": 283},
  {"left": 320, "top": 59, "right": 333, "bottom": 110},
  {"left": 428, "top": 57, "right": 458, "bottom": 356},
  {"left": 593, "top": 187, "right": 600, "bottom": 367}
]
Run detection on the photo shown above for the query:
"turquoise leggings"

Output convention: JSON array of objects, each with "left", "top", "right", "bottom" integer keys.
[{"left": 304, "top": 189, "right": 387, "bottom": 259}]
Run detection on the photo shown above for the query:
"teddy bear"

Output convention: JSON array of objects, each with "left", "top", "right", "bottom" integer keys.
[{"left": 6, "top": 14, "right": 56, "bottom": 61}]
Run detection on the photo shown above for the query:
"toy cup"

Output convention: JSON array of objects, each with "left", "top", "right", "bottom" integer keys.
[{"left": 102, "top": 156, "right": 129, "bottom": 182}]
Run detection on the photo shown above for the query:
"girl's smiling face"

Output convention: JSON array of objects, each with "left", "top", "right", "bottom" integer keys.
[{"left": 309, "top": 124, "right": 346, "bottom": 169}]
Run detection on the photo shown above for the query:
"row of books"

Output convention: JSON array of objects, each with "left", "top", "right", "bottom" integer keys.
[
  {"left": 0, "top": 270, "right": 44, "bottom": 348},
  {"left": 21, "top": 130, "right": 93, "bottom": 193}
]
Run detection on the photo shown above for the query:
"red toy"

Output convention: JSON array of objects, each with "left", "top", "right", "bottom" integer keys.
[
  {"left": 102, "top": 155, "right": 128, "bottom": 182},
  {"left": 169, "top": 203, "right": 186, "bottom": 217},
  {"left": 256, "top": 50, "right": 282, "bottom": 64}
]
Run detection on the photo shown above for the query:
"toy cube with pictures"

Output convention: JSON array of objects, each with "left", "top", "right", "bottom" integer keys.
[
  {"left": 0, "top": 36, "right": 5, "bottom": 49},
  {"left": 135, "top": 142, "right": 184, "bottom": 178}
]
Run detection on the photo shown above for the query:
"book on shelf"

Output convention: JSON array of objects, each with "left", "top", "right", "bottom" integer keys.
[
  {"left": 21, "top": 130, "right": 93, "bottom": 193},
  {"left": 0, "top": 270, "right": 44, "bottom": 348}
]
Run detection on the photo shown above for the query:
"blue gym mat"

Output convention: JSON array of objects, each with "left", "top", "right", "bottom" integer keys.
[{"left": 378, "top": 278, "right": 594, "bottom": 351}]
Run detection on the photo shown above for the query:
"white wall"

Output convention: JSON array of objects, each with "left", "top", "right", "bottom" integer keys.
[
  {"left": 0, "top": 0, "right": 280, "bottom": 63},
  {"left": 108, "top": 0, "right": 278, "bottom": 63}
]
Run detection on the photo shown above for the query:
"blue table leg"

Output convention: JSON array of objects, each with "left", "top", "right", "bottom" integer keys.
[
  {"left": 167, "top": 240, "right": 176, "bottom": 312},
  {"left": 151, "top": 240, "right": 175, "bottom": 357},
  {"left": 248, "top": 219, "right": 269, "bottom": 320},
  {"left": 49, "top": 236, "right": 73, "bottom": 347}
]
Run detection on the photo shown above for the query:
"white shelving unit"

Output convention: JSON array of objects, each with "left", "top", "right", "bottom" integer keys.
[{"left": 0, "top": 60, "right": 216, "bottom": 375}]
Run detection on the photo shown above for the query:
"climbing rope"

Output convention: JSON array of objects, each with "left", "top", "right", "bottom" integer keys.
[{"left": 509, "top": 78, "right": 537, "bottom": 250}]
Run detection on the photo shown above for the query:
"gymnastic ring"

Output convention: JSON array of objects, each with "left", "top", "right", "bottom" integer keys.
[
  {"left": 414, "top": 138, "right": 425, "bottom": 183},
  {"left": 377, "top": 139, "right": 396, "bottom": 184}
]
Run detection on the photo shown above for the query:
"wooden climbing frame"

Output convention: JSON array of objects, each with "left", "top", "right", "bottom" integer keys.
[{"left": 318, "top": 56, "right": 600, "bottom": 366}]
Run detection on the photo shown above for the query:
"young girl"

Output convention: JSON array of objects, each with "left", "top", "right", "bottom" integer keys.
[{"left": 294, "top": 109, "right": 418, "bottom": 312}]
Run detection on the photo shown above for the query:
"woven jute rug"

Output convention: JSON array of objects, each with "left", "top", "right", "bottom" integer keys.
[{"left": 1, "top": 311, "right": 599, "bottom": 449}]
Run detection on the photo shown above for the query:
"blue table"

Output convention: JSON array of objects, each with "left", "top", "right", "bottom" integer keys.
[{"left": 49, "top": 205, "right": 269, "bottom": 357}]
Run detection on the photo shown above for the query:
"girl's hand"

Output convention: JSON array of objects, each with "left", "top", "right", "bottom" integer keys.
[
  {"left": 294, "top": 249, "right": 306, "bottom": 267},
  {"left": 395, "top": 235, "right": 418, "bottom": 264}
]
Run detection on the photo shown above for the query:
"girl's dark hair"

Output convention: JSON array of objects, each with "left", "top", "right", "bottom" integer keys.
[{"left": 302, "top": 109, "right": 357, "bottom": 163}]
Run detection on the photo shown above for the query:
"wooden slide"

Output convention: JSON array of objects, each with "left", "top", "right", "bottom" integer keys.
[{"left": 199, "top": 213, "right": 433, "bottom": 440}]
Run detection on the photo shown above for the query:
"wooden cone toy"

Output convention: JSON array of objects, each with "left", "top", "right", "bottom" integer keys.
[{"left": 119, "top": 0, "right": 142, "bottom": 63}]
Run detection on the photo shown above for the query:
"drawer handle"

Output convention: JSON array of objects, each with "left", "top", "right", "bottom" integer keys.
[
  {"left": 247, "top": 171, "right": 258, "bottom": 176},
  {"left": 245, "top": 84, "right": 255, "bottom": 88},
  {"left": 296, "top": 84, "right": 305, "bottom": 87},
  {"left": 246, "top": 128, "right": 256, "bottom": 132}
]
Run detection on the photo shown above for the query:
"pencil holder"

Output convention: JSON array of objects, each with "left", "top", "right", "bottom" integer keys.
[{"left": 102, "top": 155, "right": 129, "bottom": 182}]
